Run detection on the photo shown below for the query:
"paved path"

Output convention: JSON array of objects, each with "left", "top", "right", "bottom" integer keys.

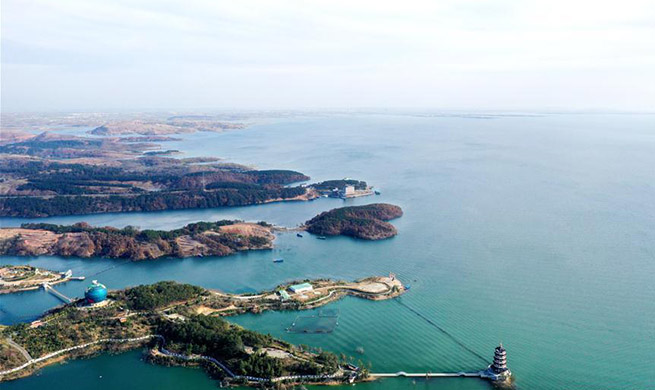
[
  {"left": 0, "top": 335, "right": 348, "bottom": 385},
  {"left": 5, "top": 338, "right": 33, "bottom": 362},
  {"left": 0, "top": 335, "right": 158, "bottom": 377}
]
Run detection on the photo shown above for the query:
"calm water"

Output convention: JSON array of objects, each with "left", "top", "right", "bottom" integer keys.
[{"left": 2, "top": 113, "right": 655, "bottom": 390}]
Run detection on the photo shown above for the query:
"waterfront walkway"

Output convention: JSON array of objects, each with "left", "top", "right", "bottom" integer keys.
[
  {"left": 0, "top": 335, "right": 347, "bottom": 384},
  {"left": 0, "top": 335, "right": 158, "bottom": 377},
  {"left": 371, "top": 371, "right": 483, "bottom": 378},
  {"left": 0, "top": 332, "right": 499, "bottom": 385}
]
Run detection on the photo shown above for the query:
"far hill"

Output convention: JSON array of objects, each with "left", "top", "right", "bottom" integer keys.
[{"left": 304, "top": 203, "right": 403, "bottom": 240}]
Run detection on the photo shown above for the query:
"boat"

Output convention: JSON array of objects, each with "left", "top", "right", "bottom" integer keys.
[
  {"left": 317, "top": 236, "right": 327, "bottom": 240},
  {"left": 404, "top": 284, "right": 411, "bottom": 290},
  {"left": 375, "top": 190, "right": 381, "bottom": 195},
  {"left": 273, "top": 258, "right": 284, "bottom": 263},
  {"left": 296, "top": 233, "right": 303, "bottom": 238}
]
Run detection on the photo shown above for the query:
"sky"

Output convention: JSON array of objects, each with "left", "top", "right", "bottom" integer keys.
[{"left": 1, "top": 0, "right": 654, "bottom": 112}]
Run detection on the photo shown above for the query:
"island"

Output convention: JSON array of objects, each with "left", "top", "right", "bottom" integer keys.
[
  {"left": 0, "top": 277, "right": 405, "bottom": 384},
  {"left": 303, "top": 203, "right": 403, "bottom": 240},
  {"left": 0, "top": 221, "right": 274, "bottom": 261}
]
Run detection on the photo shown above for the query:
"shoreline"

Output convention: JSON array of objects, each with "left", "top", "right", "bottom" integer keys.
[{"left": 0, "top": 277, "right": 405, "bottom": 384}]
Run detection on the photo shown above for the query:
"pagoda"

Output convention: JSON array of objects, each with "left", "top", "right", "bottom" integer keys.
[
  {"left": 492, "top": 343, "right": 508, "bottom": 373},
  {"left": 483, "top": 343, "right": 512, "bottom": 382}
]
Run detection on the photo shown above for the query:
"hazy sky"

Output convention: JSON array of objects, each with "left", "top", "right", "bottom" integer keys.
[{"left": 2, "top": 0, "right": 654, "bottom": 112}]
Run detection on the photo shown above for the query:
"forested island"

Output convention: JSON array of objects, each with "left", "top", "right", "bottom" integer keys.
[
  {"left": 0, "top": 279, "right": 405, "bottom": 384},
  {"left": 304, "top": 203, "right": 403, "bottom": 240},
  {"left": 0, "top": 221, "right": 274, "bottom": 260}
]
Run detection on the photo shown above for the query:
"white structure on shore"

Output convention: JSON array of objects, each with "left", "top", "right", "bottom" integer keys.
[{"left": 289, "top": 283, "right": 313, "bottom": 294}]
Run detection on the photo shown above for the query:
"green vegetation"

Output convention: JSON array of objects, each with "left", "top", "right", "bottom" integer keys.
[
  {"left": 124, "top": 281, "right": 207, "bottom": 310},
  {"left": 0, "top": 158, "right": 309, "bottom": 217},
  {"left": 305, "top": 203, "right": 403, "bottom": 240},
  {"left": 5, "top": 306, "right": 146, "bottom": 358},
  {"left": 1, "top": 187, "right": 307, "bottom": 218},
  {"left": 238, "top": 352, "right": 284, "bottom": 378},
  {"left": 311, "top": 179, "right": 367, "bottom": 191},
  {"left": 0, "top": 281, "right": 349, "bottom": 383}
]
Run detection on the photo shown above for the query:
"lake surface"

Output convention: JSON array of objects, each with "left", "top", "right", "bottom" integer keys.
[{"left": 2, "top": 113, "right": 654, "bottom": 389}]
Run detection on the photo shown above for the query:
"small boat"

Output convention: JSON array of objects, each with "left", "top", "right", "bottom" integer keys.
[
  {"left": 317, "top": 236, "right": 327, "bottom": 240},
  {"left": 273, "top": 258, "right": 284, "bottom": 263},
  {"left": 404, "top": 284, "right": 411, "bottom": 290},
  {"left": 374, "top": 190, "right": 381, "bottom": 195},
  {"left": 296, "top": 233, "right": 303, "bottom": 238}
]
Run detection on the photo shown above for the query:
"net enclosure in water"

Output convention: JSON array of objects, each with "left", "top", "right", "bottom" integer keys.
[{"left": 286, "top": 309, "right": 340, "bottom": 334}]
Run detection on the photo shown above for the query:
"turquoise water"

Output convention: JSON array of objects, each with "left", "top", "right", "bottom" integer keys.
[{"left": 2, "top": 113, "right": 655, "bottom": 389}]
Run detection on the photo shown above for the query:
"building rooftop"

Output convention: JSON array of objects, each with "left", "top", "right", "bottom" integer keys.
[{"left": 289, "top": 282, "right": 313, "bottom": 291}]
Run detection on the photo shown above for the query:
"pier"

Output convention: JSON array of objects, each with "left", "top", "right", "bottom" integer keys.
[
  {"left": 42, "top": 283, "right": 74, "bottom": 303},
  {"left": 370, "top": 344, "right": 512, "bottom": 384},
  {"left": 369, "top": 369, "right": 504, "bottom": 380},
  {"left": 371, "top": 371, "right": 482, "bottom": 378}
]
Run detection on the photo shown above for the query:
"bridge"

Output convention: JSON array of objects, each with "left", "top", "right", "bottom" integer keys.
[
  {"left": 371, "top": 371, "right": 483, "bottom": 378},
  {"left": 42, "top": 283, "right": 74, "bottom": 303}
]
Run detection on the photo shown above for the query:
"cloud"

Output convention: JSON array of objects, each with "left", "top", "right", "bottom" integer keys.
[{"left": 2, "top": 0, "right": 654, "bottom": 111}]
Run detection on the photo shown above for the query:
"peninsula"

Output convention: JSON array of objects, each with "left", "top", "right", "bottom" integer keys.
[
  {"left": 0, "top": 265, "right": 84, "bottom": 294},
  {"left": 0, "top": 154, "right": 314, "bottom": 217},
  {"left": 304, "top": 203, "right": 403, "bottom": 240},
  {"left": 0, "top": 277, "right": 405, "bottom": 384},
  {"left": 0, "top": 123, "right": 380, "bottom": 219}
]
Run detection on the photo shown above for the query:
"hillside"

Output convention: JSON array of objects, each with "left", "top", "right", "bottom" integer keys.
[
  {"left": 0, "top": 221, "right": 273, "bottom": 261},
  {"left": 0, "top": 157, "right": 311, "bottom": 217}
]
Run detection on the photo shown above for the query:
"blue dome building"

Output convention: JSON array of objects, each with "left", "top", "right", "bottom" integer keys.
[{"left": 85, "top": 280, "right": 107, "bottom": 304}]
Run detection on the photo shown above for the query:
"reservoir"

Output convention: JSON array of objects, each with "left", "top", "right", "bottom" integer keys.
[{"left": 2, "top": 113, "right": 654, "bottom": 389}]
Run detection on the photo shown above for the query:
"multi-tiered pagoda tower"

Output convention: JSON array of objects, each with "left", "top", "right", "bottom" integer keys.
[
  {"left": 492, "top": 343, "right": 508, "bottom": 373},
  {"left": 483, "top": 343, "right": 512, "bottom": 382}
]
